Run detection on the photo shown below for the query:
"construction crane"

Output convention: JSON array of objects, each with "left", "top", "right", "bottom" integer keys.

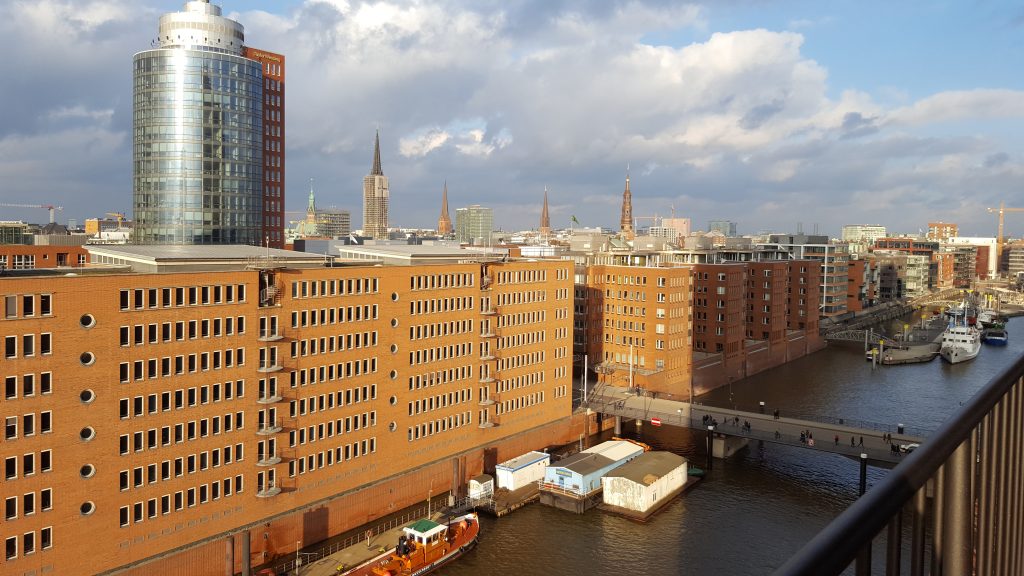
[
  {"left": 986, "top": 202, "right": 1024, "bottom": 266},
  {"left": 106, "top": 212, "right": 127, "bottom": 229},
  {"left": 0, "top": 203, "right": 64, "bottom": 223}
]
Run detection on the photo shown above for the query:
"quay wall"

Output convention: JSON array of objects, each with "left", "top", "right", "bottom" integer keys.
[{"left": 691, "top": 329, "right": 824, "bottom": 397}]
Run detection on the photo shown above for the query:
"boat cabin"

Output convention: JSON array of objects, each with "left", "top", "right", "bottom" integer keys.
[{"left": 403, "top": 519, "right": 447, "bottom": 548}]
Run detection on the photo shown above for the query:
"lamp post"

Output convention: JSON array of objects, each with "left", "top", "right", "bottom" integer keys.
[{"left": 295, "top": 540, "right": 301, "bottom": 574}]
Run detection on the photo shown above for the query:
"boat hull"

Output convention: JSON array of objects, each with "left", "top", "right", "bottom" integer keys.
[
  {"left": 939, "top": 345, "right": 980, "bottom": 364},
  {"left": 342, "top": 513, "right": 480, "bottom": 576}
]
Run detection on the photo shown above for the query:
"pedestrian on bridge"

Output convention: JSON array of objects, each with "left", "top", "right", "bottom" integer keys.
[
  {"left": 834, "top": 434, "right": 839, "bottom": 446},
  {"left": 858, "top": 436, "right": 864, "bottom": 447}
]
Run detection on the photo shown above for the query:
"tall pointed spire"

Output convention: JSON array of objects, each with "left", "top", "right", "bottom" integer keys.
[
  {"left": 371, "top": 129, "right": 383, "bottom": 176},
  {"left": 306, "top": 177, "right": 316, "bottom": 215},
  {"left": 539, "top": 187, "right": 551, "bottom": 236},
  {"left": 619, "top": 165, "right": 635, "bottom": 240},
  {"left": 437, "top": 180, "right": 453, "bottom": 236}
]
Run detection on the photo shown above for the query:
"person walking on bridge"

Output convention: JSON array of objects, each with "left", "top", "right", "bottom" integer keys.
[{"left": 834, "top": 434, "right": 839, "bottom": 446}]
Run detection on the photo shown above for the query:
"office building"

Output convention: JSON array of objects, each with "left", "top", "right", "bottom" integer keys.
[
  {"left": 927, "top": 222, "right": 958, "bottom": 242},
  {"left": 455, "top": 205, "right": 493, "bottom": 245},
  {"left": 841, "top": 224, "right": 887, "bottom": 244},
  {"left": 707, "top": 220, "right": 737, "bottom": 237},
  {"left": 132, "top": 0, "right": 285, "bottom": 247},
  {"left": 0, "top": 244, "right": 574, "bottom": 575},
  {"left": 362, "top": 131, "right": 389, "bottom": 240}
]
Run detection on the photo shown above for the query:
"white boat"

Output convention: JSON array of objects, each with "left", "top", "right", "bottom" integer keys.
[{"left": 939, "top": 322, "right": 981, "bottom": 364}]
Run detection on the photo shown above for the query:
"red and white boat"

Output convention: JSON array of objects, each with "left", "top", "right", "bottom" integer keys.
[{"left": 342, "top": 513, "right": 480, "bottom": 576}]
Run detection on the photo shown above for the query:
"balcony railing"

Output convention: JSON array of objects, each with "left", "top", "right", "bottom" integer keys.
[
  {"left": 775, "top": 352, "right": 1024, "bottom": 575},
  {"left": 256, "top": 421, "right": 282, "bottom": 436},
  {"left": 258, "top": 330, "right": 284, "bottom": 342}
]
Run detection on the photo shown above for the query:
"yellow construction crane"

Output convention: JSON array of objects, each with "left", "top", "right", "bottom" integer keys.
[
  {"left": 105, "top": 212, "right": 127, "bottom": 229},
  {"left": 0, "top": 202, "right": 64, "bottom": 223},
  {"left": 987, "top": 202, "right": 1024, "bottom": 266}
]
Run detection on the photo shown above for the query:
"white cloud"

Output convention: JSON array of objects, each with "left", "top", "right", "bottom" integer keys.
[{"left": 399, "top": 128, "right": 450, "bottom": 157}]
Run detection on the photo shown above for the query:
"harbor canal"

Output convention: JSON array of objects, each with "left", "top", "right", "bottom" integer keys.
[{"left": 441, "top": 316, "right": 1023, "bottom": 575}]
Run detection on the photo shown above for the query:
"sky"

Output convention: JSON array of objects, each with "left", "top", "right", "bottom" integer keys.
[{"left": 2, "top": 0, "right": 1024, "bottom": 238}]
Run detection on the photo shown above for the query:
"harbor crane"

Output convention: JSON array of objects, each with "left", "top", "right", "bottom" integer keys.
[
  {"left": 986, "top": 202, "right": 1024, "bottom": 265},
  {"left": 0, "top": 203, "right": 64, "bottom": 224}
]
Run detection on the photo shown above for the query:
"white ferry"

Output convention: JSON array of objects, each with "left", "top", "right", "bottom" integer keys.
[{"left": 939, "top": 322, "right": 981, "bottom": 364}]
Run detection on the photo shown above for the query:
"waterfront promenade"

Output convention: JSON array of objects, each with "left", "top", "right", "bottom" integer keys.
[{"left": 588, "top": 386, "right": 923, "bottom": 466}]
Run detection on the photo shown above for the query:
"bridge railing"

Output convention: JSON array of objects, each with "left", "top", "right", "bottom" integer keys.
[{"left": 774, "top": 352, "right": 1024, "bottom": 576}]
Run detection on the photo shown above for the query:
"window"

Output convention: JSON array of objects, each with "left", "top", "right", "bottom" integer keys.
[
  {"left": 40, "top": 489, "right": 51, "bottom": 511},
  {"left": 40, "top": 527, "right": 51, "bottom": 550},
  {"left": 5, "top": 536, "right": 15, "bottom": 560},
  {"left": 40, "top": 333, "right": 51, "bottom": 355},
  {"left": 4, "top": 416, "right": 16, "bottom": 440}
]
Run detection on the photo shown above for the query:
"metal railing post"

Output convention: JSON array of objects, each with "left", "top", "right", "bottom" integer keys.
[
  {"left": 885, "top": 508, "right": 902, "bottom": 576},
  {"left": 941, "top": 440, "right": 971, "bottom": 574},
  {"left": 911, "top": 487, "right": 926, "bottom": 576}
]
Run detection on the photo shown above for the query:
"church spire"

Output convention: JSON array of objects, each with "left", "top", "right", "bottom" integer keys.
[
  {"left": 437, "top": 181, "right": 453, "bottom": 236},
  {"left": 619, "top": 165, "right": 635, "bottom": 240},
  {"left": 306, "top": 177, "right": 316, "bottom": 215},
  {"left": 371, "top": 129, "right": 383, "bottom": 176},
  {"left": 539, "top": 187, "right": 551, "bottom": 236}
]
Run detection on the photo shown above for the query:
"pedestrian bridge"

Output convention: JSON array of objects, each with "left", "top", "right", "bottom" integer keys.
[{"left": 587, "top": 386, "right": 924, "bottom": 467}]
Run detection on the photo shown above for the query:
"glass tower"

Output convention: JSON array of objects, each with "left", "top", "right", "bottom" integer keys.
[{"left": 133, "top": 1, "right": 264, "bottom": 245}]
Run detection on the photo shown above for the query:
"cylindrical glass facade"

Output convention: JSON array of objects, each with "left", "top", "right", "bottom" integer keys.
[{"left": 132, "top": 49, "right": 263, "bottom": 245}]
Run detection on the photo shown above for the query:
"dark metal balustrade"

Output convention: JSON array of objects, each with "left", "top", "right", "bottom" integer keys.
[{"left": 775, "top": 353, "right": 1024, "bottom": 576}]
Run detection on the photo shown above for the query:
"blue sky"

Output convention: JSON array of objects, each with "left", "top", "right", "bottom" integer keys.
[{"left": 1, "top": 0, "right": 1023, "bottom": 238}]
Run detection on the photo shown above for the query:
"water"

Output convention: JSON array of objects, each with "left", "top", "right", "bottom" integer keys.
[{"left": 444, "top": 317, "right": 1024, "bottom": 575}]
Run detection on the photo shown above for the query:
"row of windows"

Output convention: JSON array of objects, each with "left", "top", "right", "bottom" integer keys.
[
  {"left": 119, "top": 316, "right": 245, "bottom": 346},
  {"left": 288, "top": 357, "right": 378, "bottom": 387},
  {"left": 0, "top": 255, "right": 36, "bottom": 270},
  {"left": 2, "top": 333, "right": 52, "bottom": 359},
  {"left": 119, "top": 445, "right": 244, "bottom": 491},
  {"left": 497, "top": 350, "right": 545, "bottom": 371},
  {"left": 553, "top": 384, "right": 569, "bottom": 398},
  {"left": 119, "top": 476, "right": 244, "bottom": 527},
  {"left": 289, "top": 331, "right": 377, "bottom": 357},
  {"left": 118, "top": 381, "right": 244, "bottom": 419},
  {"left": 287, "top": 385, "right": 377, "bottom": 417},
  {"left": 3, "top": 412, "right": 52, "bottom": 440},
  {"left": 3, "top": 450, "right": 51, "bottom": 480},
  {"left": 290, "top": 278, "right": 378, "bottom": 299},
  {"left": 408, "top": 412, "right": 471, "bottom": 442},
  {"left": 408, "top": 388, "right": 472, "bottom": 416},
  {"left": 2, "top": 294, "right": 52, "bottom": 320},
  {"left": 495, "top": 391, "right": 545, "bottom": 415},
  {"left": 409, "top": 342, "right": 472, "bottom": 366},
  {"left": 408, "top": 319, "right": 473, "bottom": 340},
  {"left": 496, "top": 270, "right": 547, "bottom": 285},
  {"left": 287, "top": 438, "right": 377, "bottom": 477},
  {"left": 4, "top": 527, "right": 52, "bottom": 561},
  {"left": 497, "top": 371, "right": 544, "bottom": 393},
  {"left": 119, "top": 285, "right": 246, "bottom": 310},
  {"left": 408, "top": 365, "right": 473, "bottom": 391},
  {"left": 118, "top": 350, "right": 245, "bottom": 383},
  {"left": 289, "top": 305, "right": 379, "bottom": 328},
  {"left": 287, "top": 412, "right": 376, "bottom": 448},
  {"left": 118, "top": 414, "right": 244, "bottom": 455},
  {"left": 496, "top": 310, "right": 545, "bottom": 328},
  {"left": 496, "top": 331, "right": 545, "bottom": 350},
  {"left": 495, "top": 290, "right": 547, "bottom": 306},
  {"left": 3, "top": 488, "right": 52, "bottom": 521},
  {"left": 603, "top": 319, "right": 647, "bottom": 332},
  {"left": 409, "top": 273, "right": 475, "bottom": 291},
  {"left": 409, "top": 297, "right": 473, "bottom": 316},
  {"left": 2, "top": 372, "right": 52, "bottom": 401}
]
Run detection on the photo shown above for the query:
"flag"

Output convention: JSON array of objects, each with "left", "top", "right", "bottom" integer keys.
[{"left": 571, "top": 215, "right": 580, "bottom": 225}]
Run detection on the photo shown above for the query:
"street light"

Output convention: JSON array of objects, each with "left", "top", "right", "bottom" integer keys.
[{"left": 295, "top": 540, "right": 301, "bottom": 574}]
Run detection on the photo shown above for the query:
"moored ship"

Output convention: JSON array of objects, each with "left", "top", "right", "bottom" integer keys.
[
  {"left": 939, "top": 322, "right": 981, "bottom": 364},
  {"left": 343, "top": 513, "right": 480, "bottom": 576}
]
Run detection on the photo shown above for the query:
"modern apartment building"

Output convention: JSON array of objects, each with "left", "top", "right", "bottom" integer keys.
[
  {"left": 761, "top": 234, "right": 849, "bottom": 317},
  {"left": 0, "top": 245, "right": 574, "bottom": 575},
  {"left": 132, "top": 1, "right": 284, "bottom": 247}
]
